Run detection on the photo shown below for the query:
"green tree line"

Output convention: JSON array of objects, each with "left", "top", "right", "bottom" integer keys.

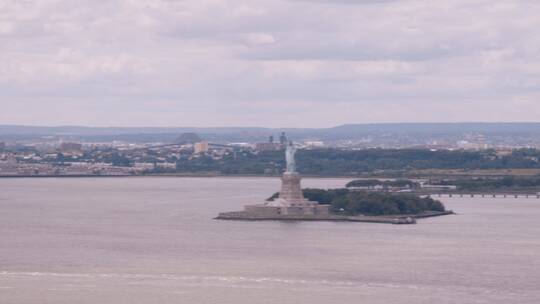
[
  {"left": 267, "top": 188, "right": 445, "bottom": 216},
  {"left": 172, "top": 148, "right": 540, "bottom": 176}
]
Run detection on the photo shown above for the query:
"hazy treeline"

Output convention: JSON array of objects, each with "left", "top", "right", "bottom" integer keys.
[{"left": 172, "top": 148, "right": 540, "bottom": 175}]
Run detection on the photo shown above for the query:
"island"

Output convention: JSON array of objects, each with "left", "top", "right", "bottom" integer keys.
[{"left": 216, "top": 142, "right": 453, "bottom": 224}]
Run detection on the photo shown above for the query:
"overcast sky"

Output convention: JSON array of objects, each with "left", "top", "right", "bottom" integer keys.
[{"left": 1, "top": 0, "right": 539, "bottom": 127}]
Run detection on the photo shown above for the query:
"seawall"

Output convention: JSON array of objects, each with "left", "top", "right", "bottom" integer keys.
[{"left": 215, "top": 210, "right": 454, "bottom": 225}]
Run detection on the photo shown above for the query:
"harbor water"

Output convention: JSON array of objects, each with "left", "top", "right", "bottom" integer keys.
[{"left": 1, "top": 177, "right": 539, "bottom": 303}]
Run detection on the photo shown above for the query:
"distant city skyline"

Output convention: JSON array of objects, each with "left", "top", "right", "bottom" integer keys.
[{"left": 1, "top": 0, "right": 540, "bottom": 127}]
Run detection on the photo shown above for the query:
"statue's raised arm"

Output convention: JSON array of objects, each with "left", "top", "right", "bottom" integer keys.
[{"left": 285, "top": 142, "right": 297, "bottom": 173}]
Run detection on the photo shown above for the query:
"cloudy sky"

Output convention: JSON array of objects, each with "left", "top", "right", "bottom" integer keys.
[{"left": 1, "top": 0, "right": 539, "bottom": 127}]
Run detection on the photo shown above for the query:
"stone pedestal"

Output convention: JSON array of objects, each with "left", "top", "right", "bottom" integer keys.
[{"left": 279, "top": 172, "right": 305, "bottom": 204}]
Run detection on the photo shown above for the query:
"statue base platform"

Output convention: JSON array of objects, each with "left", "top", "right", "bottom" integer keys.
[
  {"left": 217, "top": 170, "right": 330, "bottom": 217},
  {"left": 215, "top": 210, "right": 455, "bottom": 224},
  {"left": 243, "top": 202, "right": 330, "bottom": 216},
  {"left": 241, "top": 171, "right": 330, "bottom": 216}
]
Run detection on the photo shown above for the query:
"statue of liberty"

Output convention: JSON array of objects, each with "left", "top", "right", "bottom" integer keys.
[{"left": 285, "top": 141, "right": 297, "bottom": 173}]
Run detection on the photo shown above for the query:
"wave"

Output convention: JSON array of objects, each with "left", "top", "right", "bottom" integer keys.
[{"left": 0, "top": 271, "right": 373, "bottom": 288}]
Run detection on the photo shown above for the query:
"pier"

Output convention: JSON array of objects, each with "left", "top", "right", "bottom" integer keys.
[{"left": 427, "top": 193, "right": 540, "bottom": 199}]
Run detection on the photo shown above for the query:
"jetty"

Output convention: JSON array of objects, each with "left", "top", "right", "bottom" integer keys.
[{"left": 428, "top": 192, "right": 540, "bottom": 199}]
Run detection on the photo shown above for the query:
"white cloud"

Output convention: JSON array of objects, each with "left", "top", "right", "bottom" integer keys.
[
  {"left": 0, "top": 0, "right": 539, "bottom": 127},
  {"left": 242, "top": 33, "right": 276, "bottom": 45}
]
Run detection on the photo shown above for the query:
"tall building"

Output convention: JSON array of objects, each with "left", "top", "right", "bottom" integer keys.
[
  {"left": 279, "top": 132, "right": 287, "bottom": 145},
  {"left": 0, "top": 142, "right": 5, "bottom": 151},
  {"left": 256, "top": 135, "right": 282, "bottom": 152},
  {"left": 194, "top": 141, "right": 209, "bottom": 154}
]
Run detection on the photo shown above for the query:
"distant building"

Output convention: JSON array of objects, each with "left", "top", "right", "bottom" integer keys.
[
  {"left": 304, "top": 141, "right": 325, "bottom": 148},
  {"left": 155, "top": 162, "right": 176, "bottom": 170},
  {"left": 256, "top": 135, "right": 282, "bottom": 152},
  {"left": 0, "top": 142, "right": 5, "bottom": 151},
  {"left": 194, "top": 141, "right": 209, "bottom": 154},
  {"left": 279, "top": 132, "right": 287, "bottom": 145},
  {"left": 255, "top": 142, "right": 282, "bottom": 152},
  {"left": 456, "top": 140, "right": 485, "bottom": 150},
  {"left": 59, "top": 142, "right": 83, "bottom": 153},
  {"left": 496, "top": 149, "right": 513, "bottom": 157}
]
